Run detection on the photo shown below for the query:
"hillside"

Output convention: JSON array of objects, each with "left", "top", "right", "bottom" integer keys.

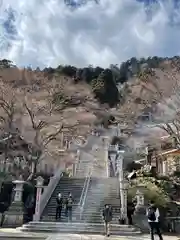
[
  {"left": 0, "top": 56, "right": 180, "bottom": 178},
  {"left": 0, "top": 65, "right": 103, "bottom": 178},
  {"left": 1, "top": 56, "right": 180, "bottom": 108}
]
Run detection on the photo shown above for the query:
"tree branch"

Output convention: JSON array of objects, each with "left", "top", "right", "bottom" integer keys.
[
  {"left": 24, "top": 102, "right": 36, "bottom": 129},
  {"left": 43, "top": 124, "right": 64, "bottom": 146}
]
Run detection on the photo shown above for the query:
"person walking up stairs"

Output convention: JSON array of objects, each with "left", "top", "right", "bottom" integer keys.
[
  {"left": 102, "top": 204, "right": 113, "bottom": 237},
  {"left": 65, "top": 192, "right": 74, "bottom": 222},
  {"left": 56, "top": 193, "right": 63, "bottom": 220}
]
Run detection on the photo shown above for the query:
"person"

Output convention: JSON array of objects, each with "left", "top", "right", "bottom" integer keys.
[
  {"left": 56, "top": 193, "right": 63, "bottom": 220},
  {"left": 147, "top": 200, "right": 163, "bottom": 240},
  {"left": 102, "top": 204, "right": 113, "bottom": 237},
  {"left": 65, "top": 192, "right": 73, "bottom": 222},
  {"left": 127, "top": 201, "right": 135, "bottom": 225},
  {"left": 24, "top": 194, "right": 35, "bottom": 223}
]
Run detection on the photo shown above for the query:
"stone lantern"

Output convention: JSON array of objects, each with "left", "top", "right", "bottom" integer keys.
[{"left": 4, "top": 179, "right": 25, "bottom": 227}]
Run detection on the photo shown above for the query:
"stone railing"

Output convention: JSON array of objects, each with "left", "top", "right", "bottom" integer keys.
[
  {"left": 79, "top": 176, "right": 88, "bottom": 208},
  {"left": 165, "top": 217, "right": 180, "bottom": 233},
  {"left": 108, "top": 144, "right": 148, "bottom": 156},
  {"left": 79, "top": 170, "right": 92, "bottom": 220},
  {"left": 108, "top": 145, "right": 119, "bottom": 152},
  {"left": 39, "top": 168, "right": 63, "bottom": 218}
]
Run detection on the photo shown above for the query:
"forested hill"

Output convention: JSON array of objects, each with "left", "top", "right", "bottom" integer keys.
[{"left": 1, "top": 56, "right": 180, "bottom": 107}]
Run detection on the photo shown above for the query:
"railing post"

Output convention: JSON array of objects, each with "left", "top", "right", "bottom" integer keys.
[
  {"left": 33, "top": 176, "right": 44, "bottom": 221},
  {"left": 39, "top": 169, "right": 63, "bottom": 219},
  {"left": 80, "top": 170, "right": 91, "bottom": 220},
  {"left": 103, "top": 137, "right": 110, "bottom": 178}
]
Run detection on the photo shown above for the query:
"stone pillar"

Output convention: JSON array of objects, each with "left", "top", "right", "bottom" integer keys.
[
  {"left": 103, "top": 137, "right": 110, "bottom": 178},
  {"left": 74, "top": 149, "right": 80, "bottom": 176},
  {"left": 4, "top": 180, "right": 24, "bottom": 227},
  {"left": 145, "top": 147, "right": 148, "bottom": 165},
  {"left": 116, "top": 151, "right": 129, "bottom": 224},
  {"left": 120, "top": 180, "right": 128, "bottom": 223},
  {"left": 116, "top": 151, "right": 124, "bottom": 196},
  {"left": 33, "top": 176, "right": 44, "bottom": 221}
]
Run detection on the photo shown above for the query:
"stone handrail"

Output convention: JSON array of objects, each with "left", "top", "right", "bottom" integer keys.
[
  {"left": 39, "top": 168, "right": 63, "bottom": 217},
  {"left": 74, "top": 150, "right": 81, "bottom": 176},
  {"left": 80, "top": 169, "right": 92, "bottom": 220},
  {"left": 79, "top": 176, "right": 88, "bottom": 207}
]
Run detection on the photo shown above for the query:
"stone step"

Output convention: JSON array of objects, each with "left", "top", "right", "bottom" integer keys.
[
  {"left": 85, "top": 192, "right": 118, "bottom": 197},
  {"left": 41, "top": 178, "right": 84, "bottom": 220},
  {"left": 18, "top": 222, "right": 141, "bottom": 235},
  {"left": 41, "top": 216, "right": 80, "bottom": 221},
  {"left": 54, "top": 186, "right": 83, "bottom": 189},
  {"left": 48, "top": 199, "right": 80, "bottom": 204},
  {"left": 52, "top": 187, "right": 83, "bottom": 191},
  {"left": 42, "top": 213, "right": 80, "bottom": 217},
  {"left": 84, "top": 198, "right": 120, "bottom": 204}
]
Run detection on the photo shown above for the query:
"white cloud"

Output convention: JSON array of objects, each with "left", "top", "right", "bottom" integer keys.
[{"left": 0, "top": 0, "right": 180, "bottom": 68}]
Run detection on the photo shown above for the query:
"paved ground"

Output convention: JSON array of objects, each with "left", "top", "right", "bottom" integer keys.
[
  {"left": 0, "top": 229, "right": 179, "bottom": 240},
  {"left": 46, "top": 234, "right": 180, "bottom": 240}
]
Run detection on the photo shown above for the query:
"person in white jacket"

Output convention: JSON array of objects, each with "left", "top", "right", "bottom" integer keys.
[{"left": 146, "top": 201, "right": 163, "bottom": 240}]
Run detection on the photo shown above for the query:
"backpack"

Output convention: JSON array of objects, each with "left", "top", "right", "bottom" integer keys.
[
  {"left": 148, "top": 207, "right": 156, "bottom": 221},
  {"left": 67, "top": 197, "right": 73, "bottom": 207}
]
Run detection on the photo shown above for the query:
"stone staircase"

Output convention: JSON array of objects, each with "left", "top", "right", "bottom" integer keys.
[
  {"left": 41, "top": 175, "right": 85, "bottom": 221},
  {"left": 19, "top": 176, "right": 141, "bottom": 236},
  {"left": 18, "top": 222, "right": 141, "bottom": 235},
  {"left": 82, "top": 177, "right": 121, "bottom": 224},
  {"left": 75, "top": 152, "right": 93, "bottom": 177}
]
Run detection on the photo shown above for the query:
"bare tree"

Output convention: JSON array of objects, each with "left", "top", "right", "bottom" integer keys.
[
  {"left": 132, "top": 64, "right": 180, "bottom": 147},
  {"left": 44, "top": 75, "right": 100, "bottom": 114},
  {"left": 0, "top": 84, "right": 24, "bottom": 173},
  {"left": 23, "top": 100, "right": 82, "bottom": 175},
  {"left": 0, "top": 70, "right": 101, "bottom": 177},
  {"left": 22, "top": 78, "right": 99, "bottom": 175}
]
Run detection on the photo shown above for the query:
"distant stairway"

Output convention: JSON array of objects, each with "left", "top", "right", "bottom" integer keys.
[
  {"left": 41, "top": 175, "right": 85, "bottom": 221},
  {"left": 75, "top": 152, "right": 93, "bottom": 177},
  {"left": 82, "top": 177, "right": 122, "bottom": 224}
]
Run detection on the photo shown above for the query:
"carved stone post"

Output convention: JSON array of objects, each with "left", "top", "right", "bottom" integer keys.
[
  {"left": 103, "top": 136, "right": 110, "bottom": 177},
  {"left": 120, "top": 179, "right": 128, "bottom": 224},
  {"left": 4, "top": 180, "right": 24, "bottom": 227},
  {"left": 74, "top": 149, "right": 80, "bottom": 176},
  {"left": 33, "top": 176, "right": 44, "bottom": 221}
]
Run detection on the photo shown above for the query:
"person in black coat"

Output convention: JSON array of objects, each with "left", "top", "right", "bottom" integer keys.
[
  {"left": 56, "top": 193, "right": 63, "bottom": 220},
  {"left": 102, "top": 204, "right": 113, "bottom": 237},
  {"left": 127, "top": 201, "right": 135, "bottom": 225},
  {"left": 65, "top": 192, "right": 74, "bottom": 222}
]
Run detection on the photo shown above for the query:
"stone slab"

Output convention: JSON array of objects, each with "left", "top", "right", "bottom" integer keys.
[
  {"left": 0, "top": 230, "right": 179, "bottom": 240},
  {"left": 45, "top": 234, "right": 180, "bottom": 240},
  {"left": 0, "top": 228, "right": 47, "bottom": 239}
]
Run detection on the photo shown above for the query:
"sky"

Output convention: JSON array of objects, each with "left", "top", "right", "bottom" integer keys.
[{"left": 0, "top": 0, "right": 180, "bottom": 68}]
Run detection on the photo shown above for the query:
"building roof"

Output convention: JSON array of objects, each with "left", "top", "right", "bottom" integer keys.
[{"left": 159, "top": 149, "right": 180, "bottom": 156}]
